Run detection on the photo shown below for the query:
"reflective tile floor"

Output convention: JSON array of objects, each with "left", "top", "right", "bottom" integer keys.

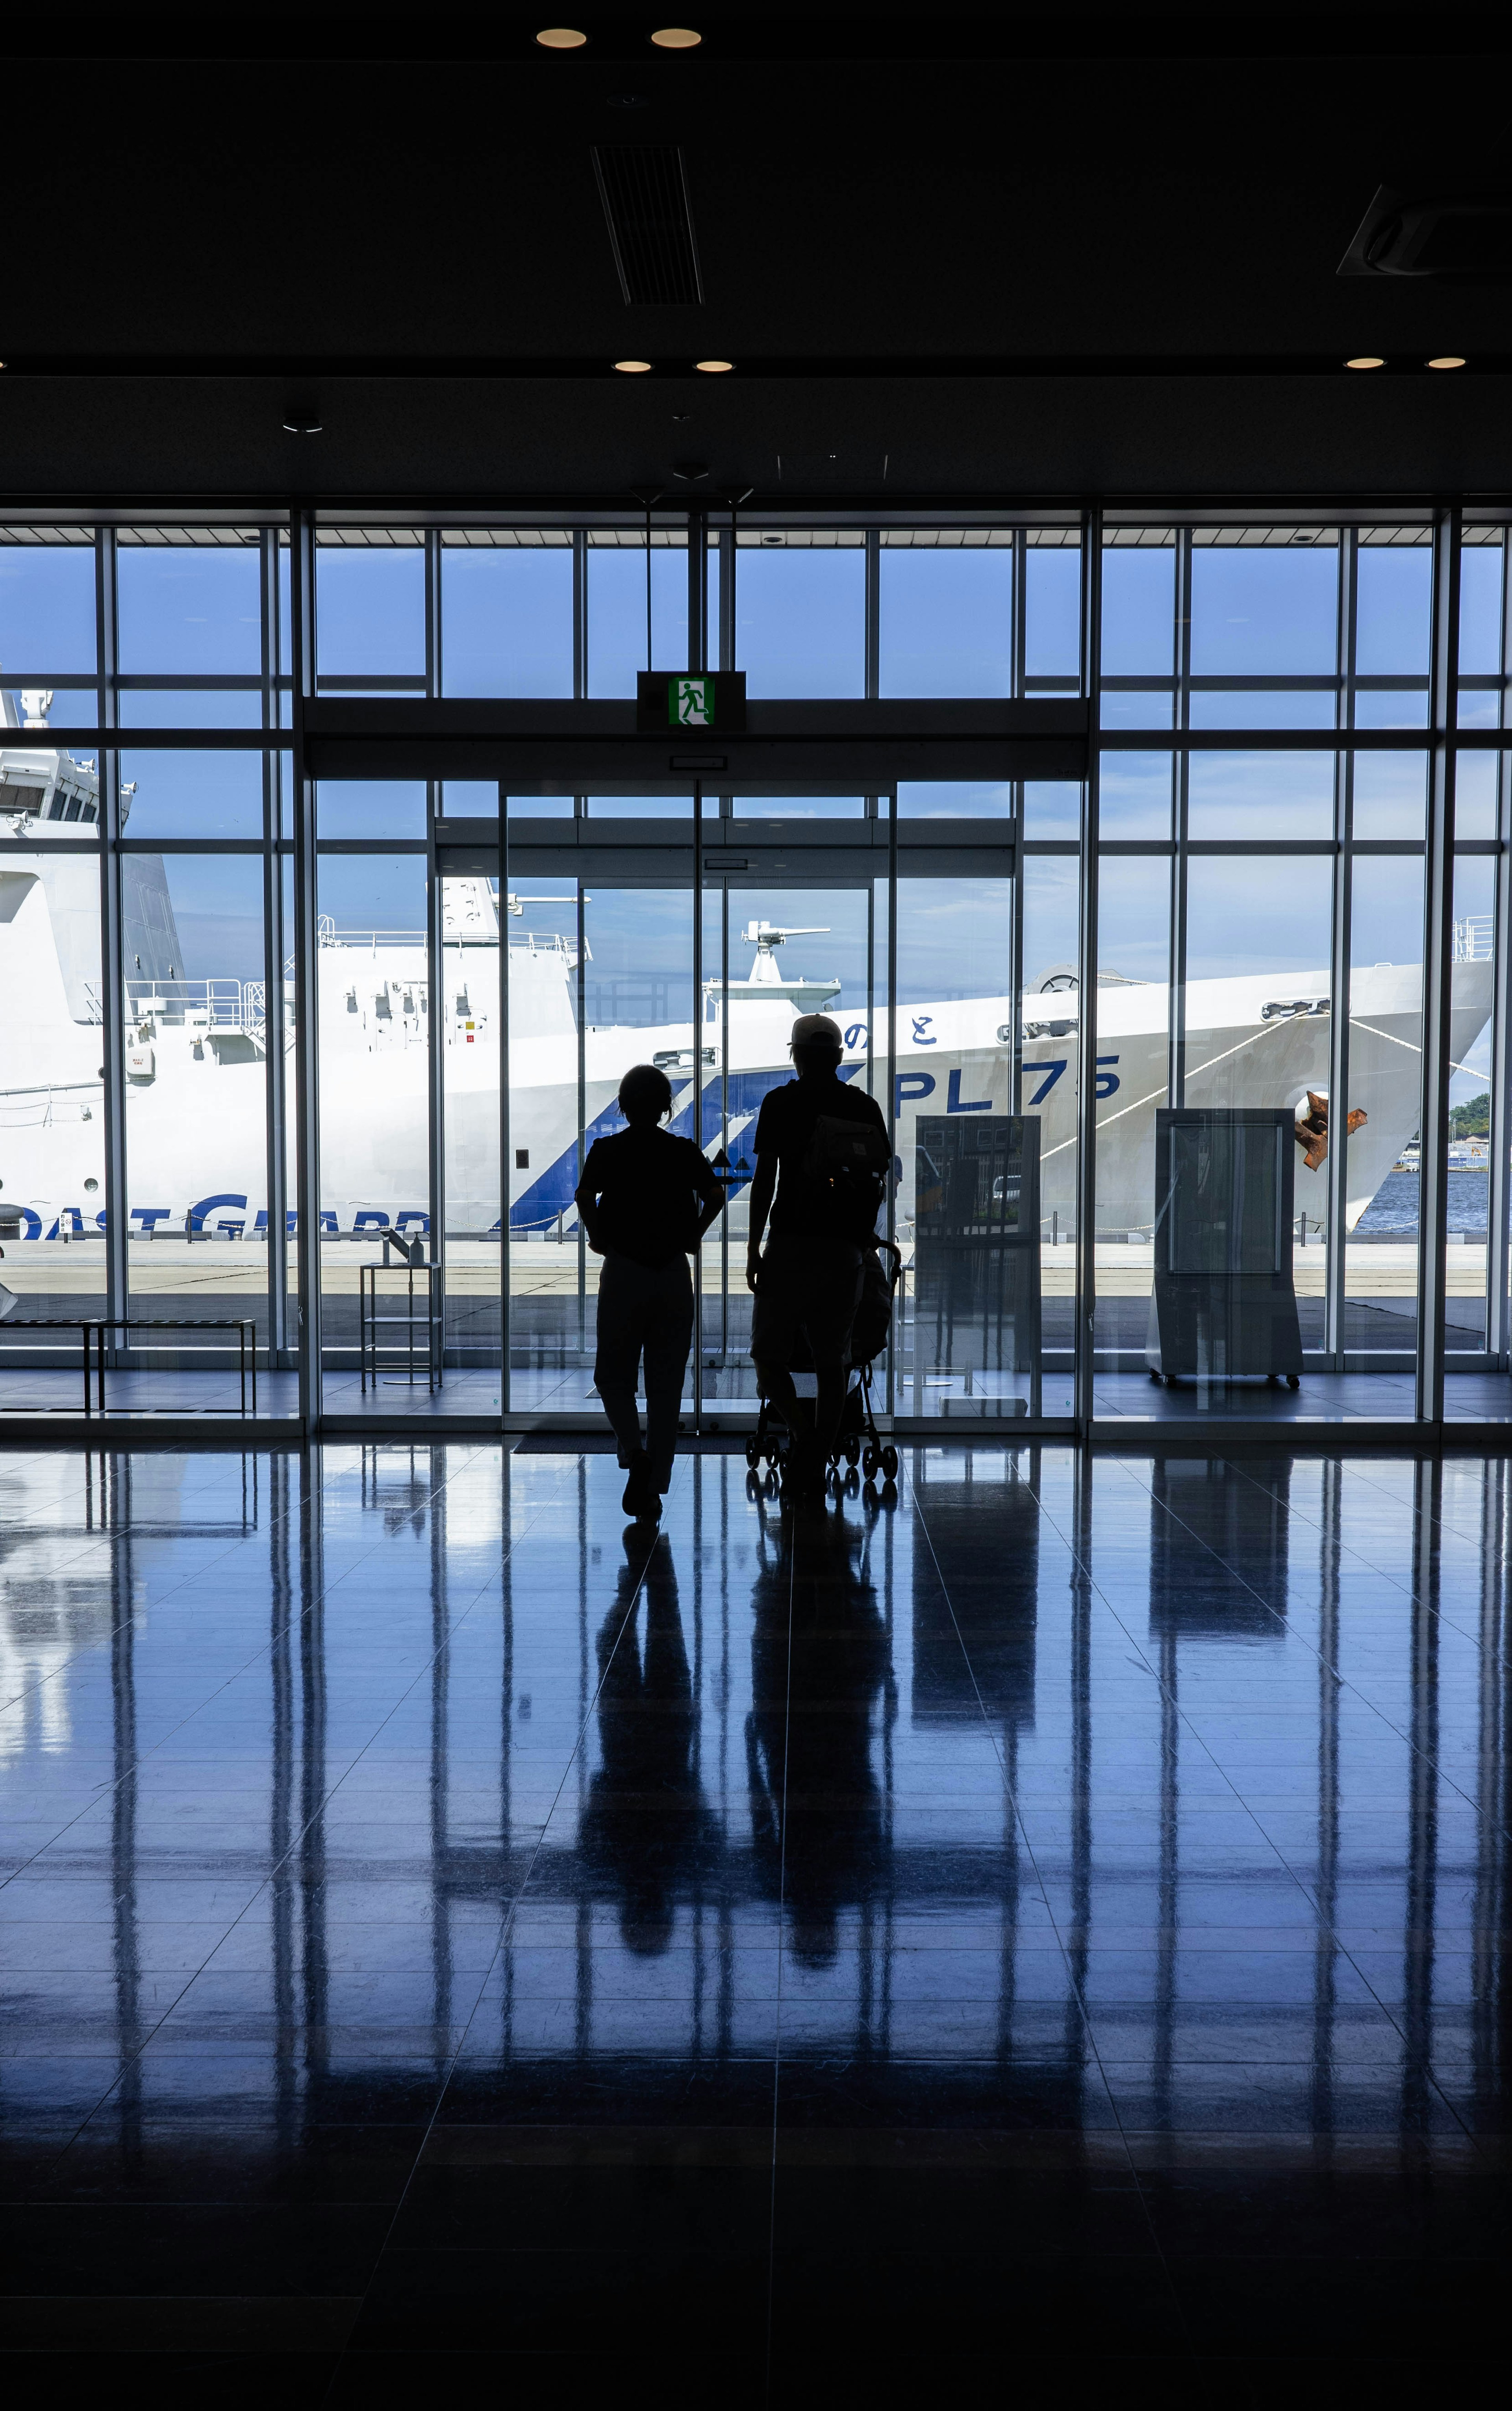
[{"left": 2, "top": 1441, "right": 1510, "bottom": 2403}]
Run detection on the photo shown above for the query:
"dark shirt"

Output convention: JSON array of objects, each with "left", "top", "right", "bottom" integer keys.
[
  {"left": 753, "top": 1075, "right": 891, "bottom": 1239},
  {"left": 575, "top": 1126, "right": 726, "bottom": 1269}
]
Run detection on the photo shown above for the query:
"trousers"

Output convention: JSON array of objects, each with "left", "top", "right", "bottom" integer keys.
[{"left": 593, "top": 1249, "right": 694, "bottom": 1493}]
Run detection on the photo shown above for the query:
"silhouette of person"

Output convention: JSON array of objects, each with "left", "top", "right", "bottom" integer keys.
[
  {"left": 576, "top": 1063, "right": 726, "bottom": 1521},
  {"left": 745, "top": 1491, "right": 892, "bottom": 1970},
  {"left": 580, "top": 1528, "right": 711, "bottom": 1955},
  {"left": 746, "top": 1013, "right": 890, "bottom": 1492}
]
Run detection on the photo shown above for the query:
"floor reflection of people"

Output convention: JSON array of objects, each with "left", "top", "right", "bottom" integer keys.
[
  {"left": 747, "top": 1495, "right": 893, "bottom": 1970},
  {"left": 581, "top": 1530, "right": 712, "bottom": 1956}
]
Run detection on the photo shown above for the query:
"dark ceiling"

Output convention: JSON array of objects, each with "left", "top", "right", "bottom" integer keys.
[{"left": 9, "top": 3, "right": 1512, "bottom": 507}]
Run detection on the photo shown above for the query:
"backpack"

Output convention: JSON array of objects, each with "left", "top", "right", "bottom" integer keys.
[{"left": 802, "top": 1112, "right": 893, "bottom": 1235}]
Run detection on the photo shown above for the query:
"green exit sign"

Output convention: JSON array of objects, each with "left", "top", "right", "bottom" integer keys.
[
  {"left": 636, "top": 670, "right": 747, "bottom": 733},
  {"left": 671, "top": 674, "right": 715, "bottom": 727}
]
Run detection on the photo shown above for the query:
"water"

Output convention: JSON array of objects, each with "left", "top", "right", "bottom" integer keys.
[{"left": 1354, "top": 1167, "right": 1488, "bottom": 1237}]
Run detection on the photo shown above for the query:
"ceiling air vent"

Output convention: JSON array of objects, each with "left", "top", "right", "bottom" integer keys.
[
  {"left": 1340, "top": 185, "right": 1512, "bottom": 279},
  {"left": 593, "top": 146, "right": 703, "bottom": 305}
]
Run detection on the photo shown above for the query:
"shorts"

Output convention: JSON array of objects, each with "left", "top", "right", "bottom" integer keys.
[{"left": 749, "top": 1235, "right": 864, "bottom": 1371}]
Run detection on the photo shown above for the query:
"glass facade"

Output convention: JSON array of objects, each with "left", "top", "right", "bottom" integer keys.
[{"left": 0, "top": 508, "right": 1505, "bottom": 1434}]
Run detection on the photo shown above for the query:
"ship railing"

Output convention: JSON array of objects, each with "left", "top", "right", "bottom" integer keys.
[
  {"left": 1454, "top": 914, "right": 1493, "bottom": 961},
  {"left": 317, "top": 919, "right": 428, "bottom": 950},
  {"left": 125, "top": 977, "right": 262, "bottom": 1035},
  {"left": 510, "top": 931, "right": 577, "bottom": 961}
]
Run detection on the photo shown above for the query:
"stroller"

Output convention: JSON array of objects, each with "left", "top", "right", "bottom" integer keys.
[{"left": 745, "top": 1239, "right": 903, "bottom": 1493}]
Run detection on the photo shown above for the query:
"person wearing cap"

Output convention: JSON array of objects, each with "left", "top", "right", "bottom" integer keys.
[
  {"left": 746, "top": 1013, "right": 891, "bottom": 1490},
  {"left": 576, "top": 1063, "right": 728, "bottom": 1521}
]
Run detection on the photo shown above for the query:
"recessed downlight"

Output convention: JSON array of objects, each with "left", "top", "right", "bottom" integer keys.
[
  {"left": 614, "top": 359, "right": 654, "bottom": 374},
  {"left": 536, "top": 27, "right": 588, "bottom": 47},
  {"left": 650, "top": 27, "right": 702, "bottom": 47},
  {"left": 1427, "top": 355, "right": 1466, "bottom": 369},
  {"left": 695, "top": 358, "right": 733, "bottom": 373},
  {"left": 1345, "top": 356, "right": 1385, "bottom": 370}
]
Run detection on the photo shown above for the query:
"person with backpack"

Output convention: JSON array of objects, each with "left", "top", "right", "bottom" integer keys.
[
  {"left": 576, "top": 1063, "right": 728, "bottom": 1521},
  {"left": 745, "top": 1012, "right": 891, "bottom": 1493}
]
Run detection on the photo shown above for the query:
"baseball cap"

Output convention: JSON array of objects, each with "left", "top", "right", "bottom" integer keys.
[{"left": 789, "top": 1013, "right": 843, "bottom": 1050}]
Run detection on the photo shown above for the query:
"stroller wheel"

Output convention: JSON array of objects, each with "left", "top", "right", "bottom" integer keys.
[
  {"left": 862, "top": 1445, "right": 880, "bottom": 1481},
  {"left": 845, "top": 1432, "right": 862, "bottom": 1467},
  {"left": 880, "top": 1443, "right": 900, "bottom": 1482},
  {"left": 744, "top": 1439, "right": 760, "bottom": 1470}
]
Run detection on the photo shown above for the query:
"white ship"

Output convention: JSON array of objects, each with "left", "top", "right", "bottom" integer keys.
[{"left": 0, "top": 701, "right": 1495, "bottom": 1254}]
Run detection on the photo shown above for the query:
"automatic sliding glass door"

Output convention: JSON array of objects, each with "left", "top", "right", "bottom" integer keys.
[
  {"left": 698, "top": 875, "right": 880, "bottom": 1419},
  {"left": 506, "top": 875, "right": 696, "bottom": 1424}
]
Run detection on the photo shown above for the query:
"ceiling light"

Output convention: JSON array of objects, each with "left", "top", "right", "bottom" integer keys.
[
  {"left": 650, "top": 27, "right": 702, "bottom": 47},
  {"left": 673, "top": 459, "right": 709, "bottom": 481},
  {"left": 1345, "top": 356, "right": 1385, "bottom": 369},
  {"left": 614, "top": 359, "right": 653, "bottom": 373},
  {"left": 536, "top": 27, "right": 588, "bottom": 47},
  {"left": 284, "top": 411, "right": 322, "bottom": 434},
  {"left": 1427, "top": 355, "right": 1466, "bottom": 369},
  {"left": 695, "top": 358, "right": 733, "bottom": 373}
]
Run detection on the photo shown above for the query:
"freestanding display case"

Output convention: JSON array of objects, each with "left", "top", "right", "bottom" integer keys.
[
  {"left": 1146, "top": 1106, "right": 1303, "bottom": 1386},
  {"left": 913, "top": 1115, "right": 1042, "bottom": 1416}
]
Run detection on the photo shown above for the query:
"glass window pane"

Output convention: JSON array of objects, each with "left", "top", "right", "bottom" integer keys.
[
  {"left": 1353, "top": 687, "right": 1428, "bottom": 730},
  {"left": 441, "top": 547, "right": 573, "bottom": 697},
  {"left": 316, "top": 543, "right": 425, "bottom": 679},
  {"left": 1352, "top": 751, "right": 1425, "bottom": 838},
  {"left": 1020, "top": 854, "right": 1078, "bottom": 1413},
  {"left": 1447, "top": 854, "right": 1495, "bottom": 1354},
  {"left": 1164, "top": 857, "right": 1337, "bottom": 1405},
  {"left": 1346, "top": 855, "right": 1425, "bottom": 1367},
  {"left": 119, "top": 752, "right": 264, "bottom": 840},
  {"left": 1455, "top": 749, "right": 1498, "bottom": 838},
  {"left": 1101, "top": 688, "right": 1175, "bottom": 731},
  {"left": 123, "top": 856, "right": 271, "bottom": 1404},
  {"left": 736, "top": 543, "right": 864, "bottom": 697},
  {"left": 1188, "top": 690, "right": 1337, "bottom": 731},
  {"left": 728, "top": 794, "right": 864, "bottom": 818},
  {"left": 1024, "top": 544, "right": 1080, "bottom": 679},
  {"left": 316, "top": 781, "right": 427, "bottom": 839},
  {"left": 1100, "top": 751, "right": 1172, "bottom": 837},
  {"left": 0, "top": 538, "right": 97, "bottom": 673},
  {"left": 509, "top": 883, "right": 697, "bottom": 1421},
  {"left": 586, "top": 543, "right": 695, "bottom": 695},
  {"left": 895, "top": 875, "right": 1042, "bottom": 1415},
  {"left": 441, "top": 872, "right": 502, "bottom": 1408},
  {"left": 1356, "top": 542, "right": 1431, "bottom": 674},
  {"left": 1023, "top": 783, "right": 1081, "bottom": 838},
  {"left": 1093, "top": 855, "right": 1170, "bottom": 1364},
  {"left": 117, "top": 692, "right": 264, "bottom": 730},
  {"left": 1458, "top": 538, "right": 1503, "bottom": 674},
  {"left": 0, "top": 711, "right": 102, "bottom": 828},
  {"left": 1190, "top": 542, "right": 1338, "bottom": 675},
  {"left": 1186, "top": 750, "right": 1334, "bottom": 840},
  {"left": 117, "top": 542, "right": 261, "bottom": 675},
  {"left": 1101, "top": 545, "right": 1174, "bottom": 675},
  {"left": 878, "top": 547, "right": 1012, "bottom": 696},
  {"left": 317, "top": 855, "right": 431, "bottom": 1407},
  {"left": 0, "top": 845, "right": 107, "bottom": 1400},
  {"left": 895, "top": 781, "right": 1013, "bottom": 818}
]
